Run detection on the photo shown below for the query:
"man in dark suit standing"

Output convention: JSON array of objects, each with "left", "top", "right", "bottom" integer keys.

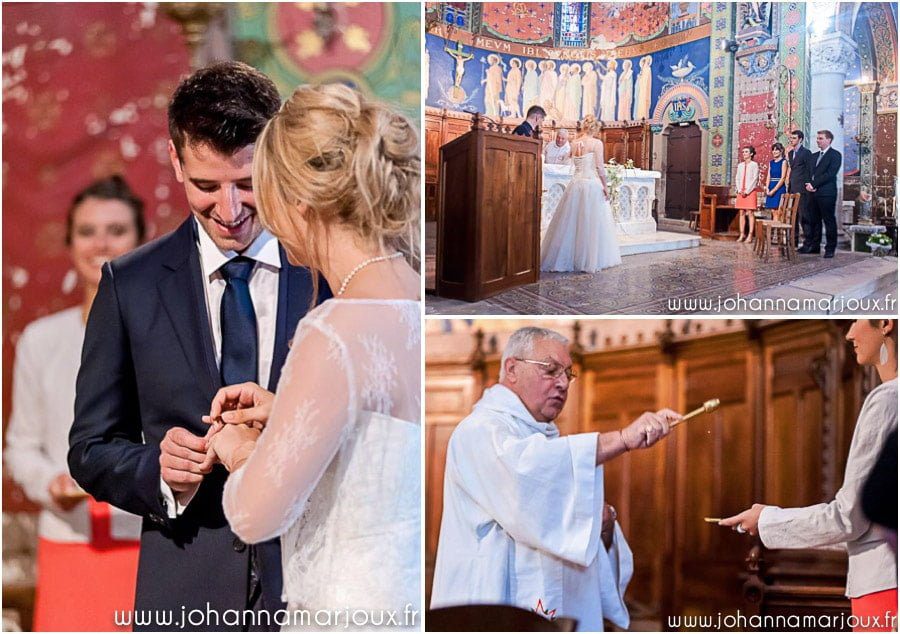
[
  {"left": 512, "top": 105, "right": 546, "bottom": 138},
  {"left": 800, "top": 129, "right": 843, "bottom": 258},
  {"left": 69, "top": 62, "right": 329, "bottom": 631},
  {"left": 786, "top": 129, "right": 813, "bottom": 247}
]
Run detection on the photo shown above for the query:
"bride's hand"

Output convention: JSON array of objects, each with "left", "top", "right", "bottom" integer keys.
[
  {"left": 208, "top": 423, "right": 261, "bottom": 473},
  {"left": 203, "top": 382, "right": 274, "bottom": 438}
]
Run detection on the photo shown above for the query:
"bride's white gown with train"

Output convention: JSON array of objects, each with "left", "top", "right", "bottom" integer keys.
[
  {"left": 222, "top": 299, "right": 421, "bottom": 631},
  {"left": 541, "top": 152, "right": 622, "bottom": 272}
]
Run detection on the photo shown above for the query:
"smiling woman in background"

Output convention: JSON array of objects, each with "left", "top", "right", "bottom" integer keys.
[{"left": 5, "top": 175, "right": 146, "bottom": 631}]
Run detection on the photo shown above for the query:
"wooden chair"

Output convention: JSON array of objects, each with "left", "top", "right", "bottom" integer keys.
[
  {"left": 699, "top": 184, "right": 740, "bottom": 239},
  {"left": 754, "top": 195, "right": 787, "bottom": 256},
  {"left": 426, "top": 605, "right": 578, "bottom": 632},
  {"left": 759, "top": 194, "right": 800, "bottom": 262}
]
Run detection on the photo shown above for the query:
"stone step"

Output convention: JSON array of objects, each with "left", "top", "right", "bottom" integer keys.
[{"left": 725, "top": 255, "right": 898, "bottom": 315}]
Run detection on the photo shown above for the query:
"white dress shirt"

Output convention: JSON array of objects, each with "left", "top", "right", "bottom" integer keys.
[
  {"left": 544, "top": 140, "right": 572, "bottom": 165},
  {"left": 5, "top": 307, "right": 143, "bottom": 542},
  {"left": 160, "top": 217, "right": 282, "bottom": 517}
]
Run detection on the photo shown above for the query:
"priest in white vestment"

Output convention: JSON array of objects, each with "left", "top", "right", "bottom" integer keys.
[
  {"left": 431, "top": 327, "right": 681, "bottom": 631},
  {"left": 544, "top": 129, "right": 572, "bottom": 165}
]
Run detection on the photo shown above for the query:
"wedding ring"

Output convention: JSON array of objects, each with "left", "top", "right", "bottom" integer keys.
[{"left": 736, "top": 524, "right": 747, "bottom": 534}]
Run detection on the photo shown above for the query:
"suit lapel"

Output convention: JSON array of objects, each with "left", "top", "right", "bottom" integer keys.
[
  {"left": 158, "top": 219, "right": 220, "bottom": 403},
  {"left": 267, "top": 246, "right": 308, "bottom": 392}
]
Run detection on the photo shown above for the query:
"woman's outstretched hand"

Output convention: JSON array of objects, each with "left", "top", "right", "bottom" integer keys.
[{"left": 720, "top": 503, "right": 766, "bottom": 536}]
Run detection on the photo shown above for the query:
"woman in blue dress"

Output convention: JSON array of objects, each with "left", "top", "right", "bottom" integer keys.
[{"left": 765, "top": 142, "right": 787, "bottom": 210}]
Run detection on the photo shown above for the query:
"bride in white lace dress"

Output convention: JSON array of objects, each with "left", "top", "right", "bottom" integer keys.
[
  {"left": 205, "top": 84, "right": 421, "bottom": 631},
  {"left": 541, "top": 116, "right": 622, "bottom": 272}
]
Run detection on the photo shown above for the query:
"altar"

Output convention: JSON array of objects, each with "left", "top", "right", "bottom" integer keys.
[{"left": 541, "top": 163, "right": 700, "bottom": 255}]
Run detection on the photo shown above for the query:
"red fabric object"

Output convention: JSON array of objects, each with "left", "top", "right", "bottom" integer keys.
[
  {"left": 33, "top": 535, "right": 140, "bottom": 631},
  {"left": 851, "top": 588, "right": 898, "bottom": 632}
]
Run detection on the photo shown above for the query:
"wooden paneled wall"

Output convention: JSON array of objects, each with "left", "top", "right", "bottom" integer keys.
[
  {"left": 425, "top": 107, "right": 653, "bottom": 222},
  {"left": 425, "top": 320, "right": 870, "bottom": 620}
]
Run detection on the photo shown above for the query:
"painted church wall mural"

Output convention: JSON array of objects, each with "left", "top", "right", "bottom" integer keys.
[{"left": 425, "top": 11, "right": 711, "bottom": 133}]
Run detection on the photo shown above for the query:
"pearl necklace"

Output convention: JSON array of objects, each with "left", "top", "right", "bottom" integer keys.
[{"left": 337, "top": 252, "right": 404, "bottom": 296}]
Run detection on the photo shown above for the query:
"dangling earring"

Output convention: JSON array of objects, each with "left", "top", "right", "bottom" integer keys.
[{"left": 879, "top": 334, "right": 889, "bottom": 366}]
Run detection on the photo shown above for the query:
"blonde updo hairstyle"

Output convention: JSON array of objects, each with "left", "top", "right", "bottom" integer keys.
[
  {"left": 580, "top": 114, "right": 601, "bottom": 136},
  {"left": 253, "top": 83, "right": 420, "bottom": 301}
]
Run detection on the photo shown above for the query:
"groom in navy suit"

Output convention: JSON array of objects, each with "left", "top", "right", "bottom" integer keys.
[
  {"left": 799, "top": 129, "right": 843, "bottom": 258},
  {"left": 69, "top": 62, "right": 329, "bottom": 630}
]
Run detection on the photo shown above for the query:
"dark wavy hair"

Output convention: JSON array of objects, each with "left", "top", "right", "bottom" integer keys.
[
  {"left": 168, "top": 61, "right": 281, "bottom": 160},
  {"left": 65, "top": 175, "right": 145, "bottom": 245}
]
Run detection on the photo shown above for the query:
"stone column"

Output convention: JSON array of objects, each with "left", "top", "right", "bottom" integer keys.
[
  {"left": 857, "top": 80, "right": 878, "bottom": 222},
  {"left": 810, "top": 31, "right": 857, "bottom": 226}
]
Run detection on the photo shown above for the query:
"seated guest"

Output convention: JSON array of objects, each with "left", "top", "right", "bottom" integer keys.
[
  {"left": 513, "top": 105, "right": 545, "bottom": 138},
  {"left": 543, "top": 128, "right": 572, "bottom": 165},
  {"left": 722, "top": 319, "right": 897, "bottom": 632},
  {"left": 5, "top": 175, "right": 145, "bottom": 631}
]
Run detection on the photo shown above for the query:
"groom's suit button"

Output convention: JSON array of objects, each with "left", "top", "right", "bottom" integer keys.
[{"left": 233, "top": 538, "right": 247, "bottom": 552}]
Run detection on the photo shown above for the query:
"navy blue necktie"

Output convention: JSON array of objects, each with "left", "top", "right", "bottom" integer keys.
[{"left": 219, "top": 257, "right": 258, "bottom": 386}]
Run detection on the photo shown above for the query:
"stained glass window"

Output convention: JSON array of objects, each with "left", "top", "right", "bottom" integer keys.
[
  {"left": 443, "top": 2, "right": 469, "bottom": 29},
  {"left": 556, "top": 2, "right": 589, "bottom": 47}
]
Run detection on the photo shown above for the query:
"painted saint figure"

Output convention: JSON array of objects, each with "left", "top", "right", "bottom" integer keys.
[
  {"left": 522, "top": 59, "right": 540, "bottom": 111},
  {"left": 600, "top": 59, "right": 618, "bottom": 121},
  {"left": 633, "top": 55, "right": 653, "bottom": 121},
  {"left": 555, "top": 63, "right": 570, "bottom": 120},
  {"left": 617, "top": 59, "right": 634, "bottom": 122},
  {"left": 483, "top": 54, "right": 503, "bottom": 117},
  {"left": 564, "top": 63, "right": 583, "bottom": 122},
  {"left": 505, "top": 58, "right": 524, "bottom": 118},
  {"left": 539, "top": 60, "right": 558, "bottom": 112},
  {"left": 581, "top": 62, "right": 598, "bottom": 119}
]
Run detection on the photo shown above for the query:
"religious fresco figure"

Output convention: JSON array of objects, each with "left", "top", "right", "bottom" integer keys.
[
  {"left": 633, "top": 55, "right": 653, "bottom": 120},
  {"left": 483, "top": 54, "right": 503, "bottom": 117},
  {"left": 522, "top": 59, "right": 540, "bottom": 111},
  {"left": 539, "top": 60, "right": 558, "bottom": 112},
  {"left": 564, "top": 63, "right": 582, "bottom": 121},
  {"left": 617, "top": 58, "right": 634, "bottom": 121},
  {"left": 555, "top": 62, "right": 570, "bottom": 119},
  {"left": 581, "top": 61, "right": 599, "bottom": 119},
  {"left": 444, "top": 41, "right": 474, "bottom": 103},
  {"left": 600, "top": 58, "right": 618, "bottom": 121},
  {"left": 504, "top": 58, "right": 523, "bottom": 118}
]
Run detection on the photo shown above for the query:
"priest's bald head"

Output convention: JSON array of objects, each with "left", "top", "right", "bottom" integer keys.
[{"left": 500, "top": 327, "right": 575, "bottom": 422}]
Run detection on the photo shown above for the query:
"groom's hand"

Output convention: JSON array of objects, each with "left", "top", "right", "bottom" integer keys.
[{"left": 160, "top": 427, "right": 215, "bottom": 494}]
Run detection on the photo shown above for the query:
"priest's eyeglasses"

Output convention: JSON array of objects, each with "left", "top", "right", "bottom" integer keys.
[{"left": 515, "top": 358, "right": 577, "bottom": 383}]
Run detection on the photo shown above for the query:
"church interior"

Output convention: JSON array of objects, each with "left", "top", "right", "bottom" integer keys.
[
  {"left": 1, "top": 4, "right": 419, "bottom": 630},
  {"left": 425, "top": 318, "right": 889, "bottom": 630},
  {"left": 424, "top": 2, "right": 898, "bottom": 315}
]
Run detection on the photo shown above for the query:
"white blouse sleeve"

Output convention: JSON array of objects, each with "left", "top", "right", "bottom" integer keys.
[
  {"left": 222, "top": 320, "right": 354, "bottom": 544},
  {"left": 759, "top": 384, "right": 898, "bottom": 549},
  {"left": 4, "top": 325, "right": 60, "bottom": 507}
]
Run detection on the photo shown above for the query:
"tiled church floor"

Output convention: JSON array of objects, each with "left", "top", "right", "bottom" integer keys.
[{"left": 425, "top": 226, "right": 898, "bottom": 315}]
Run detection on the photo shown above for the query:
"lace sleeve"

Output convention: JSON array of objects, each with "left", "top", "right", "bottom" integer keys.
[
  {"left": 222, "top": 320, "right": 354, "bottom": 544},
  {"left": 593, "top": 140, "right": 608, "bottom": 181}
]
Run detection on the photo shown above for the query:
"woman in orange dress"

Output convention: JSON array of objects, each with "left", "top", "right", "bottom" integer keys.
[
  {"left": 734, "top": 145, "right": 760, "bottom": 243},
  {"left": 5, "top": 176, "right": 145, "bottom": 631}
]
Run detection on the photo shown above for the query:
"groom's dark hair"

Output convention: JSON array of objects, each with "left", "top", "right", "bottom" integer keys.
[
  {"left": 526, "top": 105, "right": 546, "bottom": 119},
  {"left": 168, "top": 61, "right": 281, "bottom": 160}
]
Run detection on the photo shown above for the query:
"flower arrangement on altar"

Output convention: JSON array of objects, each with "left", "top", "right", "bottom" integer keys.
[{"left": 605, "top": 158, "right": 624, "bottom": 211}]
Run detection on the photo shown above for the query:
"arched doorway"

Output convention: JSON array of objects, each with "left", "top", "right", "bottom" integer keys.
[{"left": 664, "top": 122, "right": 702, "bottom": 222}]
